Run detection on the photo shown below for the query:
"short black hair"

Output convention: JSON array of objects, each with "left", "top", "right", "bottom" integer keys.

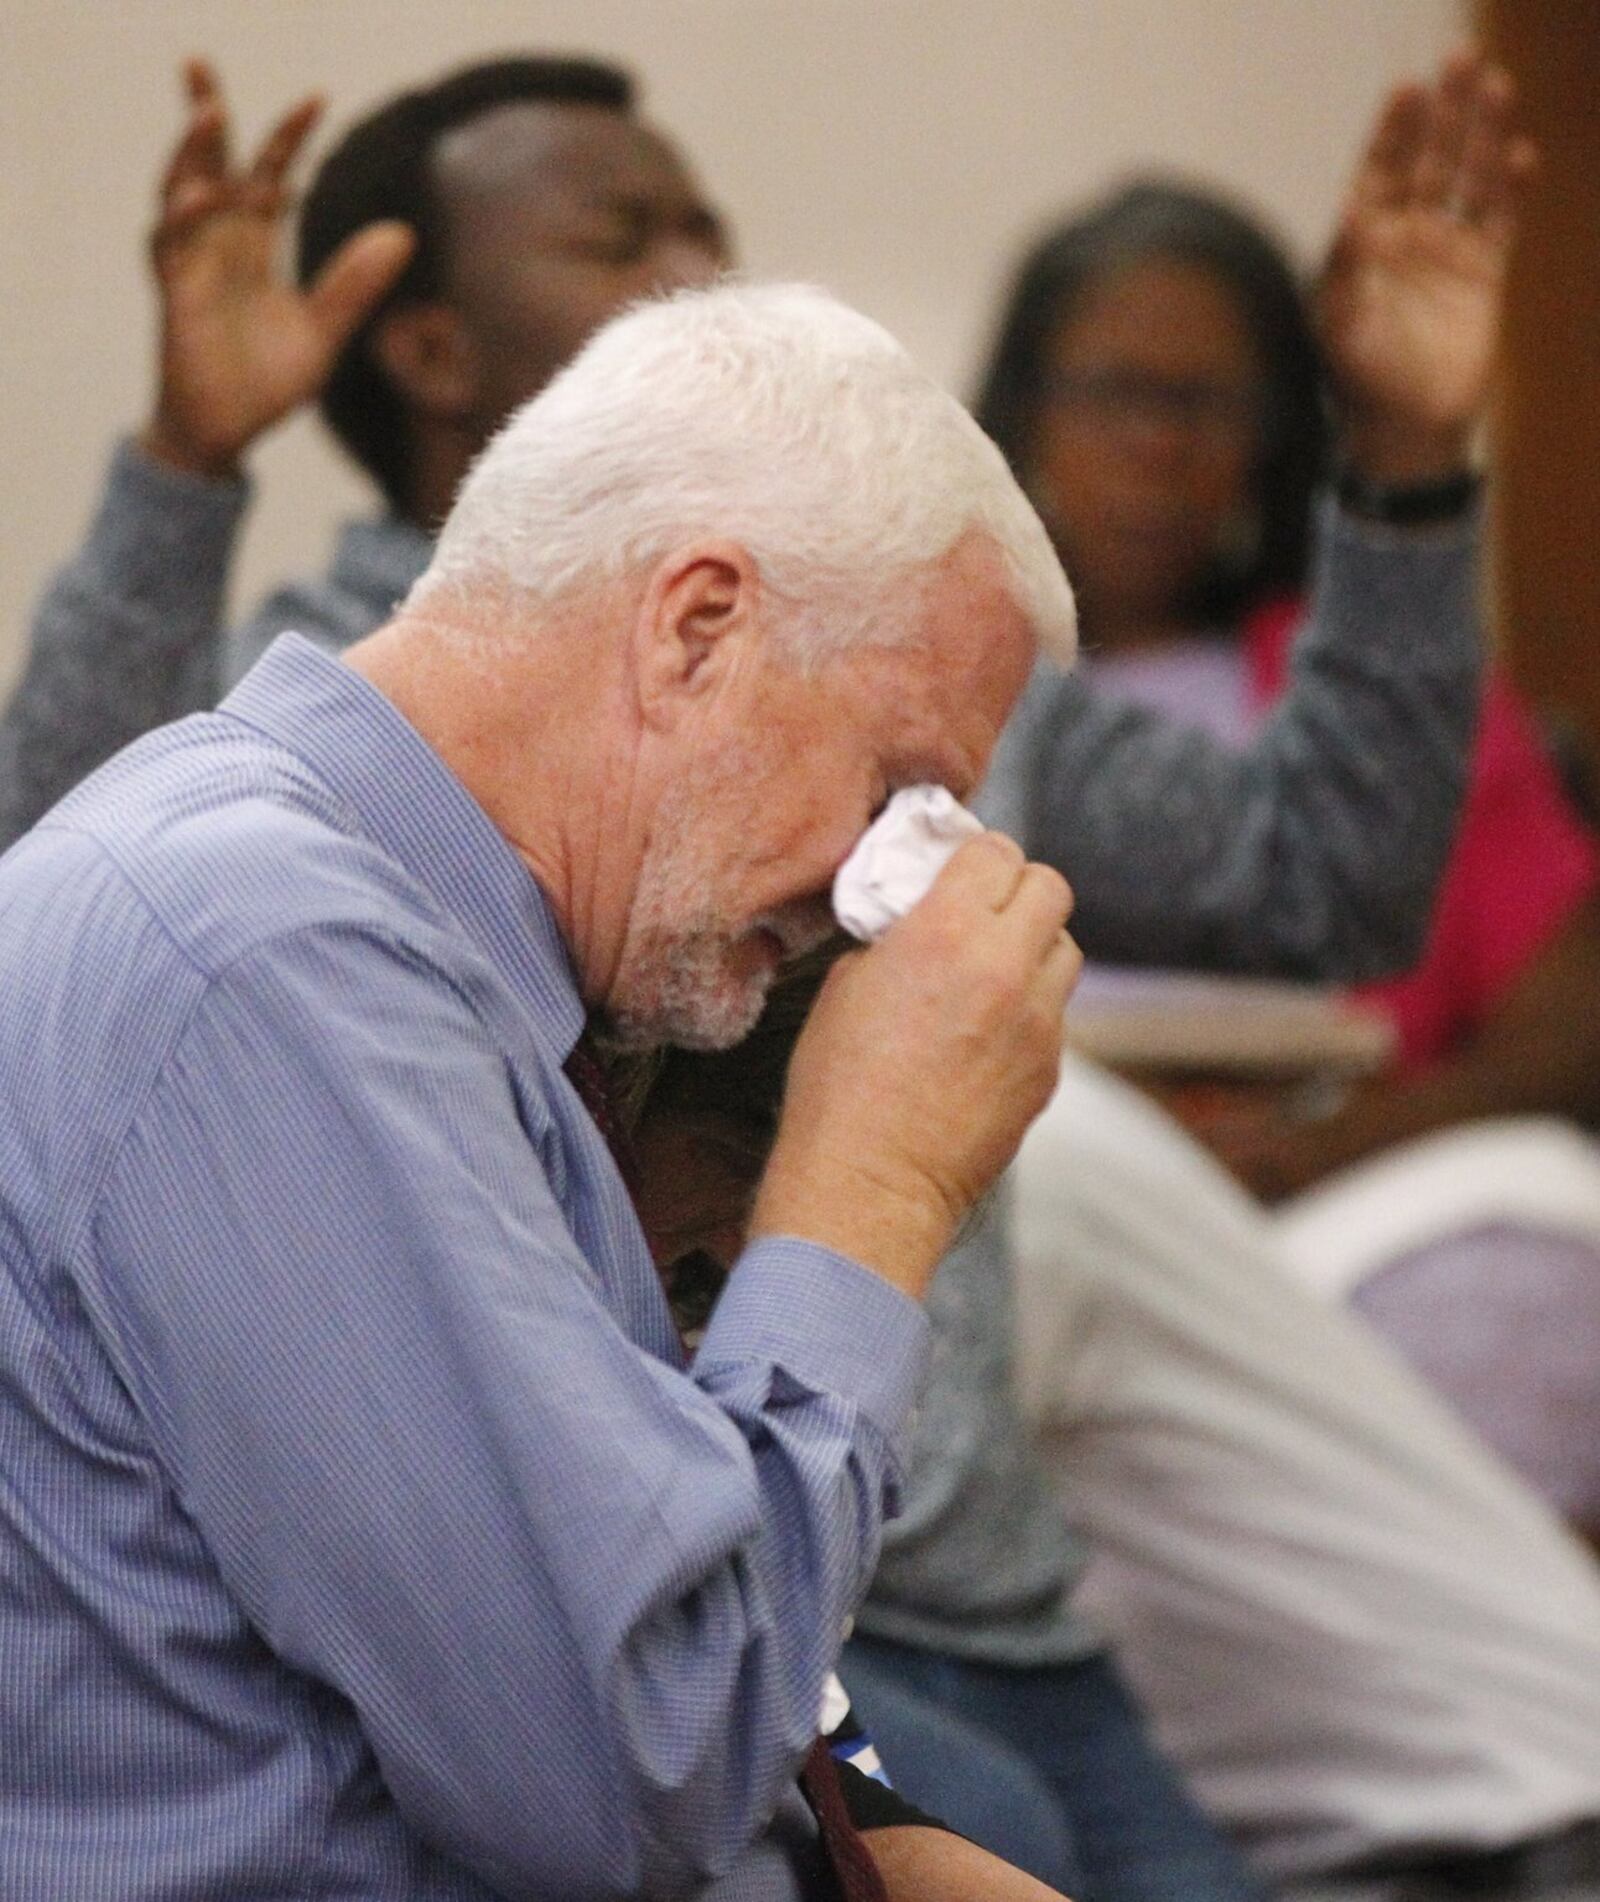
[
  {"left": 973, "top": 177, "right": 1331, "bottom": 621},
  {"left": 298, "top": 55, "right": 636, "bottom": 511}
]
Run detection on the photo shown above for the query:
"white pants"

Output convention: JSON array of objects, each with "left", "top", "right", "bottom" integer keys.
[{"left": 1010, "top": 1054, "right": 1600, "bottom": 1887}]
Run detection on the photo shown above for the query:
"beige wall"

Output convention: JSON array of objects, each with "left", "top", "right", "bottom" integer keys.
[{"left": 0, "top": 0, "right": 1461, "bottom": 681}]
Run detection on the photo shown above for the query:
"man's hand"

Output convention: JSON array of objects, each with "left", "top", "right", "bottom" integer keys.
[
  {"left": 1318, "top": 47, "right": 1537, "bottom": 485},
  {"left": 139, "top": 59, "right": 416, "bottom": 480},
  {"left": 751, "top": 835, "right": 1079, "bottom": 1298}
]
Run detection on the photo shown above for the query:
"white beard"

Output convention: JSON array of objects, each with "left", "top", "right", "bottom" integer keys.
[
  {"left": 604, "top": 920, "right": 778, "bottom": 1052},
  {"left": 604, "top": 759, "right": 779, "bottom": 1052}
]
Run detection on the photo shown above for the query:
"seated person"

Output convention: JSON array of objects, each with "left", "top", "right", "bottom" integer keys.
[
  {"left": 0, "top": 280, "right": 1080, "bottom": 1902},
  {"left": 978, "top": 157, "right": 1600, "bottom": 1536}
]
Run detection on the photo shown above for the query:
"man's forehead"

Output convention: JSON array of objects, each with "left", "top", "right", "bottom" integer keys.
[{"left": 431, "top": 101, "right": 701, "bottom": 208}]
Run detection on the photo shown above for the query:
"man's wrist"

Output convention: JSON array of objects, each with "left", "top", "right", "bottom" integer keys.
[
  {"left": 138, "top": 413, "right": 247, "bottom": 485},
  {"left": 749, "top": 1149, "right": 954, "bottom": 1301},
  {"left": 696, "top": 1237, "right": 929, "bottom": 1450}
]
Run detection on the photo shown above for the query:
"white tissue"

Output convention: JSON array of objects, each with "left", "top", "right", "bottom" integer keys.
[{"left": 832, "top": 785, "right": 985, "bottom": 943}]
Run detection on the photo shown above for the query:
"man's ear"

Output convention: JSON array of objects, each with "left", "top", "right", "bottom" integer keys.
[
  {"left": 633, "top": 542, "right": 761, "bottom": 730},
  {"left": 368, "top": 302, "right": 479, "bottom": 421}
]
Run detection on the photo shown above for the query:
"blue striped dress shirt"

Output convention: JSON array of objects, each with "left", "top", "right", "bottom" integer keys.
[{"left": 0, "top": 635, "right": 928, "bottom": 1901}]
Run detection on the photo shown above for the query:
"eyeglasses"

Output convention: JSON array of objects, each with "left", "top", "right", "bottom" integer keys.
[{"left": 1040, "top": 367, "right": 1266, "bottom": 442}]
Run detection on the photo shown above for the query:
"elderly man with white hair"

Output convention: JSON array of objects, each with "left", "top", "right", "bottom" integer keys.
[{"left": 0, "top": 283, "right": 1079, "bottom": 1902}]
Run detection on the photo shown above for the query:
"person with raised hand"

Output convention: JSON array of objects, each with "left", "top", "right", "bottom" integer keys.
[
  {"left": 1, "top": 53, "right": 726, "bottom": 843},
  {"left": 839, "top": 47, "right": 1550, "bottom": 1902}
]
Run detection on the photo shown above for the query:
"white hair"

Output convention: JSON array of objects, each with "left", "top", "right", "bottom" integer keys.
[{"left": 412, "top": 280, "right": 1076, "bottom": 668}]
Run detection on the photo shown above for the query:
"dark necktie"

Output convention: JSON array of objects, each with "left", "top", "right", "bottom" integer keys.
[
  {"left": 562, "top": 1036, "right": 887, "bottom": 1902},
  {"left": 562, "top": 1034, "right": 641, "bottom": 1196}
]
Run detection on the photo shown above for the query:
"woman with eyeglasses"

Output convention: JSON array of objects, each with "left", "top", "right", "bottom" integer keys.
[
  {"left": 974, "top": 173, "right": 1600, "bottom": 1540},
  {"left": 976, "top": 180, "right": 1328, "bottom": 687}
]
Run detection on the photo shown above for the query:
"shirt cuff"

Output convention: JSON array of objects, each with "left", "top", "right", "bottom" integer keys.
[
  {"left": 85, "top": 437, "right": 252, "bottom": 628},
  {"left": 694, "top": 1237, "right": 930, "bottom": 1456}
]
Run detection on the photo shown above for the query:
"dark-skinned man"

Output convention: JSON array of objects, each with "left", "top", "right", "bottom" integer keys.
[{"left": 1, "top": 55, "right": 729, "bottom": 834}]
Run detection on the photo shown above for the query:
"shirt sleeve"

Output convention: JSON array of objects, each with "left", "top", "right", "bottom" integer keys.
[
  {"left": 87, "top": 920, "right": 927, "bottom": 1900},
  {"left": 978, "top": 497, "right": 1483, "bottom": 981},
  {"left": 0, "top": 439, "right": 245, "bottom": 848}
]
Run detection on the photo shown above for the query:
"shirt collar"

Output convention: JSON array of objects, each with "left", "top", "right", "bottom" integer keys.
[{"left": 222, "top": 634, "right": 587, "bottom": 1061}]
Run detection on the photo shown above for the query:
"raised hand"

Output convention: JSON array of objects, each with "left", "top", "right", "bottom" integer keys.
[
  {"left": 1317, "top": 47, "right": 1537, "bottom": 484},
  {"left": 140, "top": 59, "right": 415, "bottom": 479}
]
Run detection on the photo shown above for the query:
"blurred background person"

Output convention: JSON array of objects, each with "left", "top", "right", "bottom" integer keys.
[
  {"left": 0, "top": 53, "right": 729, "bottom": 847},
  {"left": 840, "top": 51, "right": 1541, "bottom": 1902},
  {"left": 974, "top": 167, "right": 1600, "bottom": 1543}
]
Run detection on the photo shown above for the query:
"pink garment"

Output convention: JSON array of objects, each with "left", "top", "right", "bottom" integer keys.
[{"left": 1246, "top": 596, "right": 1600, "bottom": 1071}]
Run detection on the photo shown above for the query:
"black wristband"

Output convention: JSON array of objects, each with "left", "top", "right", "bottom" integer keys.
[{"left": 1335, "top": 466, "right": 1480, "bottom": 526}]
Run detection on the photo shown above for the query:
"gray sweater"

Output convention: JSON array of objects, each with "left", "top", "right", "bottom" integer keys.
[{"left": 4, "top": 438, "right": 1482, "bottom": 1661}]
